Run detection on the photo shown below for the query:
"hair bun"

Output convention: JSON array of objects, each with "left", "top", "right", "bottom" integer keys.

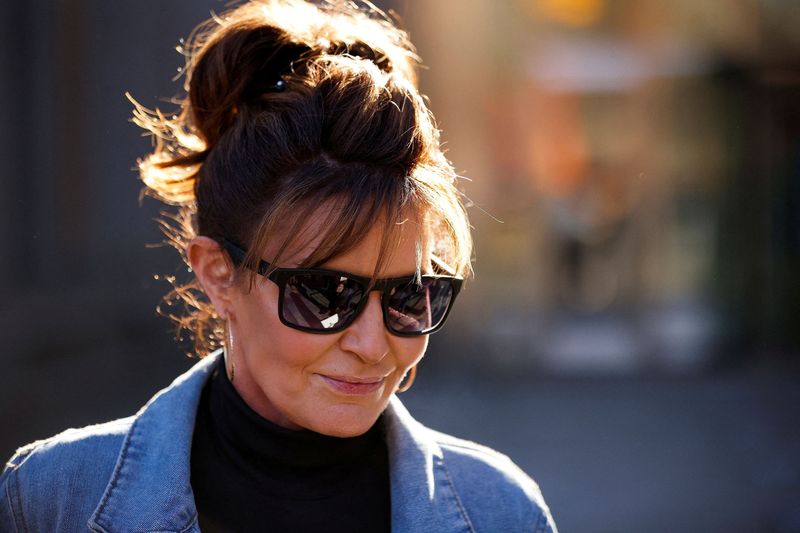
[
  {"left": 185, "top": 1, "right": 420, "bottom": 148},
  {"left": 188, "top": 25, "right": 310, "bottom": 147}
]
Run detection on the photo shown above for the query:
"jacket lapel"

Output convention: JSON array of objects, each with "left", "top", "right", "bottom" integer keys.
[
  {"left": 385, "top": 397, "right": 474, "bottom": 532},
  {"left": 88, "top": 352, "right": 221, "bottom": 533}
]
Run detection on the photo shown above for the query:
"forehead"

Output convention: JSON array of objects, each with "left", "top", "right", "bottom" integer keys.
[{"left": 324, "top": 218, "right": 429, "bottom": 278}]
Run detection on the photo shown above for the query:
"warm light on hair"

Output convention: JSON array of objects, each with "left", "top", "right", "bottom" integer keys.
[{"left": 131, "top": 0, "right": 473, "bottom": 356}]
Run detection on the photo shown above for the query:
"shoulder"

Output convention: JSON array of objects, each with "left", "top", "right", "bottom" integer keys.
[
  {"left": 430, "top": 429, "right": 558, "bottom": 533},
  {"left": 7, "top": 416, "right": 133, "bottom": 467},
  {"left": 0, "top": 354, "right": 216, "bottom": 531},
  {"left": 384, "top": 396, "right": 558, "bottom": 532},
  {"left": 1, "top": 417, "right": 133, "bottom": 530}
]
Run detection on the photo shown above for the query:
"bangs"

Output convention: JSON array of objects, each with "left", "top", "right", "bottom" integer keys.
[{"left": 241, "top": 164, "right": 424, "bottom": 285}]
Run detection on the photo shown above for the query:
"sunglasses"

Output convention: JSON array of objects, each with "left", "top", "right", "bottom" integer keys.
[{"left": 220, "top": 239, "right": 463, "bottom": 337}]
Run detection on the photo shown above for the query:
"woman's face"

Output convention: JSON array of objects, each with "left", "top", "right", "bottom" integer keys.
[{"left": 225, "top": 217, "right": 429, "bottom": 437}]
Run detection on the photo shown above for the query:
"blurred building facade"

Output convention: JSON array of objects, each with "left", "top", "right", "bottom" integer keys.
[{"left": 405, "top": 0, "right": 800, "bottom": 374}]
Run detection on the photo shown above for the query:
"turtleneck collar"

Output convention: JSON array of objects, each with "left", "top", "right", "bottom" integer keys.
[{"left": 207, "top": 358, "right": 384, "bottom": 470}]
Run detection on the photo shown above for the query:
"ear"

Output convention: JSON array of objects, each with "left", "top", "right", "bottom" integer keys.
[{"left": 187, "top": 236, "right": 236, "bottom": 319}]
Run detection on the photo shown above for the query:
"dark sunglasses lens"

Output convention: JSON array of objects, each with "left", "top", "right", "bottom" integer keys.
[
  {"left": 282, "top": 274, "right": 364, "bottom": 331},
  {"left": 386, "top": 278, "right": 454, "bottom": 334}
]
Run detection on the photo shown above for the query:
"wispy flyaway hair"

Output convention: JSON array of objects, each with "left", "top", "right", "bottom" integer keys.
[{"left": 130, "top": 0, "right": 473, "bottom": 355}]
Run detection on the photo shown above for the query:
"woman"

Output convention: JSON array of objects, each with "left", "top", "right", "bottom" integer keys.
[{"left": 1, "top": 1, "right": 557, "bottom": 531}]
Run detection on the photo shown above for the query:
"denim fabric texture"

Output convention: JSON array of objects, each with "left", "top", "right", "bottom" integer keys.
[{"left": 1, "top": 351, "right": 557, "bottom": 532}]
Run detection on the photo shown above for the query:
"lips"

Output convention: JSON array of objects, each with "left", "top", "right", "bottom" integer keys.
[{"left": 319, "top": 374, "right": 386, "bottom": 395}]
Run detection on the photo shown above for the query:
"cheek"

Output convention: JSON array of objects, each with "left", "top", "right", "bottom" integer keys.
[
  {"left": 390, "top": 335, "right": 429, "bottom": 369},
  {"left": 268, "top": 330, "right": 337, "bottom": 372},
  {"left": 235, "top": 281, "right": 281, "bottom": 341}
]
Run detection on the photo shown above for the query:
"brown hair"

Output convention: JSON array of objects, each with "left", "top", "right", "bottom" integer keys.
[{"left": 131, "top": 0, "right": 472, "bottom": 356}]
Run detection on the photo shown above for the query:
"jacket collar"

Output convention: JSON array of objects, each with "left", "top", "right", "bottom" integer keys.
[
  {"left": 88, "top": 351, "right": 471, "bottom": 532},
  {"left": 88, "top": 353, "right": 218, "bottom": 533},
  {"left": 384, "top": 397, "right": 473, "bottom": 531}
]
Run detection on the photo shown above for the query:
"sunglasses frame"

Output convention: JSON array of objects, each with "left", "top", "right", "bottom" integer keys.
[{"left": 220, "top": 238, "right": 463, "bottom": 337}]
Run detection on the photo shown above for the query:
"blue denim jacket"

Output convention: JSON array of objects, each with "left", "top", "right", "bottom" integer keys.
[{"left": 1, "top": 352, "right": 557, "bottom": 532}]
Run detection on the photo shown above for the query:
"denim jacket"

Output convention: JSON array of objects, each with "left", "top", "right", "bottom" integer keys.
[{"left": 1, "top": 351, "right": 557, "bottom": 532}]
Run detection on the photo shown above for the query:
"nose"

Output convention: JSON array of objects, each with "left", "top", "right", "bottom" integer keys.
[{"left": 339, "top": 292, "right": 390, "bottom": 364}]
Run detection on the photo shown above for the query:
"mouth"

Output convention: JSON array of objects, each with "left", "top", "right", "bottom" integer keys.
[{"left": 318, "top": 374, "right": 386, "bottom": 395}]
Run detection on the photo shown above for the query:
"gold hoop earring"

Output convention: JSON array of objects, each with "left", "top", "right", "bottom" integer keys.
[
  {"left": 225, "top": 320, "right": 235, "bottom": 382},
  {"left": 397, "top": 366, "right": 417, "bottom": 393}
]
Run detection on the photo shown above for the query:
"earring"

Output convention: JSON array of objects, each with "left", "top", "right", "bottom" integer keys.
[
  {"left": 224, "top": 319, "right": 235, "bottom": 382},
  {"left": 396, "top": 366, "right": 417, "bottom": 393}
]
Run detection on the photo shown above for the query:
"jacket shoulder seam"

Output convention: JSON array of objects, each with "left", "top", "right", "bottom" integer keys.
[
  {"left": 4, "top": 460, "right": 28, "bottom": 533},
  {"left": 87, "top": 416, "right": 139, "bottom": 531},
  {"left": 437, "top": 455, "right": 476, "bottom": 533},
  {"left": 437, "top": 437, "right": 554, "bottom": 532}
]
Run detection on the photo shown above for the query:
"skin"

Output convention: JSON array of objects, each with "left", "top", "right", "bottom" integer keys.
[{"left": 188, "top": 214, "right": 429, "bottom": 437}]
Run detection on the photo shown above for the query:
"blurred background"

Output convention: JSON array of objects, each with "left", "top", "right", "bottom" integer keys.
[{"left": 1, "top": 0, "right": 799, "bottom": 531}]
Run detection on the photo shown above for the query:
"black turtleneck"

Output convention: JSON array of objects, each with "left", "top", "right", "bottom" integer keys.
[{"left": 190, "top": 359, "right": 391, "bottom": 533}]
